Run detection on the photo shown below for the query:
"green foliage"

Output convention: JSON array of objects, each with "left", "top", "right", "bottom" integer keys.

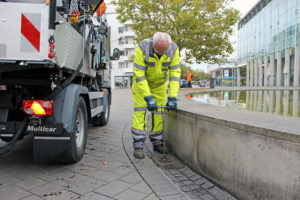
[{"left": 112, "top": 0, "right": 240, "bottom": 64}]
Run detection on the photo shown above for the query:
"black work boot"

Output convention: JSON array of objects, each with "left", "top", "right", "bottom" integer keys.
[
  {"left": 153, "top": 144, "right": 168, "bottom": 154},
  {"left": 134, "top": 148, "right": 145, "bottom": 159}
]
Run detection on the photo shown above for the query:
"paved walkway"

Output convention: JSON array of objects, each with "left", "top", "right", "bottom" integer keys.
[{"left": 0, "top": 88, "right": 237, "bottom": 200}]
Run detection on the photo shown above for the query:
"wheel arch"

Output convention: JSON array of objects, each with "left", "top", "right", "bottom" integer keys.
[{"left": 52, "top": 84, "right": 89, "bottom": 134}]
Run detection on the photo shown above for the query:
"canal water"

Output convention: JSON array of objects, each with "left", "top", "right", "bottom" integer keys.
[{"left": 188, "top": 90, "right": 300, "bottom": 118}]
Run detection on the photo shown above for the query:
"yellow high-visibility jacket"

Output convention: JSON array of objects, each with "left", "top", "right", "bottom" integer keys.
[{"left": 132, "top": 38, "right": 181, "bottom": 98}]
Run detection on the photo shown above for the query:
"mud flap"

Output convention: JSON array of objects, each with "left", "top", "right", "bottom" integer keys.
[{"left": 33, "top": 133, "right": 74, "bottom": 163}]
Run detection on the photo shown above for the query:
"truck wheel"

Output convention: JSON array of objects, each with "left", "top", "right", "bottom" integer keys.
[
  {"left": 68, "top": 97, "right": 88, "bottom": 162},
  {"left": 93, "top": 91, "right": 110, "bottom": 126}
]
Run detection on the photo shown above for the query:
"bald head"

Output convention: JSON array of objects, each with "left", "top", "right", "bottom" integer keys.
[{"left": 152, "top": 32, "right": 172, "bottom": 56}]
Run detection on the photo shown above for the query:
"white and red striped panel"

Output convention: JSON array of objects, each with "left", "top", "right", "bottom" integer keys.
[
  {"left": 21, "top": 13, "right": 41, "bottom": 52},
  {"left": 0, "top": 2, "right": 49, "bottom": 61}
]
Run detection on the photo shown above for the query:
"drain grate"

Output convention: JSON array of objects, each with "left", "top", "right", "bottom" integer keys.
[{"left": 147, "top": 153, "right": 185, "bottom": 170}]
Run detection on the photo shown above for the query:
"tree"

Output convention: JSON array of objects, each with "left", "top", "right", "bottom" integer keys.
[{"left": 112, "top": 0, "right": 240, "bottom": 64}]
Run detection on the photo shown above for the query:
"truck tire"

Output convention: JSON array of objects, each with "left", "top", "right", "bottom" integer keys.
[
  {"left": 68, "top": 96, "right": 88, "bottom": 162},
  {"left": 93, "top": 91, "right": 110, "bottom": 126}
]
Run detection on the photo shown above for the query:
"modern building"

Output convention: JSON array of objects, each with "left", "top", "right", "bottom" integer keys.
[
  {"left": 237, "top": 0, "right": 300, "bottom": 87},
  {"left": 106, "top": 1, "right": 136, "bottom": 89}
]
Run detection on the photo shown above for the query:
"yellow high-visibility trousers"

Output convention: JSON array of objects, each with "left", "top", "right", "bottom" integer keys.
[{"left": 131, "top": 83, "right": 167, "bottom": 149}]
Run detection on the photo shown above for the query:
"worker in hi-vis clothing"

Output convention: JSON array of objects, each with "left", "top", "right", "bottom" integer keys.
[
  {"left": 187, "top": 71, "right": 192, "bottom": 88},
  {"left": 131, "top": 32, "right": 181, "bottom": 159}
]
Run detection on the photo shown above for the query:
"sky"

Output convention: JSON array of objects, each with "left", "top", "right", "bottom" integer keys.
[
  {"left": 189, "top": 0, "right": 260, "bottom": 72},
  {"left": 231, "top": 0, "right": 260, "bottom": 18}
]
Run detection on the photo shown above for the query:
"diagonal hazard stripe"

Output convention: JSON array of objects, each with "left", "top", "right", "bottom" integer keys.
[{"left": 21, "top": 14, "right": 40, "bottom": 52}]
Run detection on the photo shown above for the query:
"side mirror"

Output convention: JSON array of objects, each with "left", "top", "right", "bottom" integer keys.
[{"left": 110, "top": 48, "right": 120, "bottom": 60}]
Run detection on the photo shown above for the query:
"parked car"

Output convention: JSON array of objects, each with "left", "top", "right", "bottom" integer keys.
[{"left": 180, "top": 79, "right": 189, "bottom": 88}]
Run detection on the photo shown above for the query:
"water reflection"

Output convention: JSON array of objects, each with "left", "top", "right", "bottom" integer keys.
[{"left": 189, "top": 90, "right": 300, "bottom": 118}]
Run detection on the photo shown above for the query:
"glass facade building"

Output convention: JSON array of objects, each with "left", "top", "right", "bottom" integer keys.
[{"left": 237, "top": 0, "right": 300, "bottom": 87}]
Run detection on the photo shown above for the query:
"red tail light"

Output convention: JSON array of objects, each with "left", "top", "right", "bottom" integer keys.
[{"left": 23, "top": 100, "right": 54, "bottom": 116}]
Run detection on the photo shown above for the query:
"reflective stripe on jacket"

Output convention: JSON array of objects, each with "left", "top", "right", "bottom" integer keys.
[{"left": 132, "top": 37, "right": 181, "bottom": 98}]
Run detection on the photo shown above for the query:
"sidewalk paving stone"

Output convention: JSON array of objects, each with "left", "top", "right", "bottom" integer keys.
[
  {"left": 0, "top": 185, "right": 31, "bottom": 200},
  {"left": 130, "top": 182, "right": 152, "bottom": 195},
  {"left": 119, "top": 172, "right": 143, "bottom": 185},
  {"left": 15, "top": 178, "right": 47, "bottom": 190},
  {"left": 67, "top": 163, "right": 99, "bottom": 175},
  {"left": 66, "top": 178, "right": 106, "bottom": 195},
  {"left": 159, "top": 194, "right": 188, "bottom": 200},
  {"left": 78, "top": 192, "right": 114, "bottom": 200},
  {"left": 21, "top": 195, "right": 44, "bottom": 200},
  {"left": 110, "top": 165, "right": 135, "bottom": 176},
  {"left": 200, "top": 194, "right": 217, "bottom": 200},
  {"left": 114, "top": 189, "right": 148, "bottom": 200},
  {"left": 143, "top": 193, "right": 159, "bottom": 200},
  {"left": 42, "top": 190, "right": 80, "bottom": 200},
  {"left": 91, "top": 169, "right": 124, "bottom": 183},
  {"left": 0, "top": 175, "right": 23, "bottom": 187},
  {"left": 29, "top": 180, "right": 68, "bottom": 196},
  {"left": 94, "top": 180, "right": 133, "bottom": 197}
]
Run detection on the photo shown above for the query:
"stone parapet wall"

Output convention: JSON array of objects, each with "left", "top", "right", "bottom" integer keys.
[{"left": 166, "top": 110, "right": 300, "bottom": 200}]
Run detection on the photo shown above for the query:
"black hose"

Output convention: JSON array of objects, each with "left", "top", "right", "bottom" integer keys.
[
  {"left": 0, "top": 118, "right": 28, "bottom": 157},
  {"left": 49, "top": 0, "right": 56, "bottom": 30},
  {"left": 47, "top": 28, "right": 94, "bottom": 99},
  {"left": 49, "top": 0, "right": 57, "bottom": 29}
]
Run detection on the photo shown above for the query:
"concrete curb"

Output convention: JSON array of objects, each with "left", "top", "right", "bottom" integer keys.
[{"left": 122, "top": 122, "right": 190, "bottom": 200}]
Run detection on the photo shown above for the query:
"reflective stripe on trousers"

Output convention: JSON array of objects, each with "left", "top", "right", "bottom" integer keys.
[
  {"left": 132, "top": 110, "right": 164, "bottom": 148},
  {"left": 131, "top": 84, "right": 167, "bottom": 149}
]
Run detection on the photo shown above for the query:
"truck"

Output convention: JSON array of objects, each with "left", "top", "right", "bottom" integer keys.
[{"left": 0, "top": 0, "right": 119, "bottom": 163}]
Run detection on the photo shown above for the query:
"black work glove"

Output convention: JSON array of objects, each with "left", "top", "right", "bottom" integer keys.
[
  {"left": 144, "top": 95, "right": 158, "bottom": 111},
  {"left": 166, "top": 97, "right": 177, "bottom": 110}
]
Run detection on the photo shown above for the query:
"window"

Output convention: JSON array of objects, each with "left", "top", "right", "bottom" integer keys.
[
  {"left": 118, "top": 38, "right": 125, "bottom": 45},
  {"left": 118, "top": 62, "right": 125, "bottom": 68},
  {"left": 118, "top": 27, "right": 125, "bottom": 33},
  {"left": 118, "top": 38, "right": 130, "bottom": 45},
  {"left": 119, "top": 51, "right": 125, "bottom": 56}
]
